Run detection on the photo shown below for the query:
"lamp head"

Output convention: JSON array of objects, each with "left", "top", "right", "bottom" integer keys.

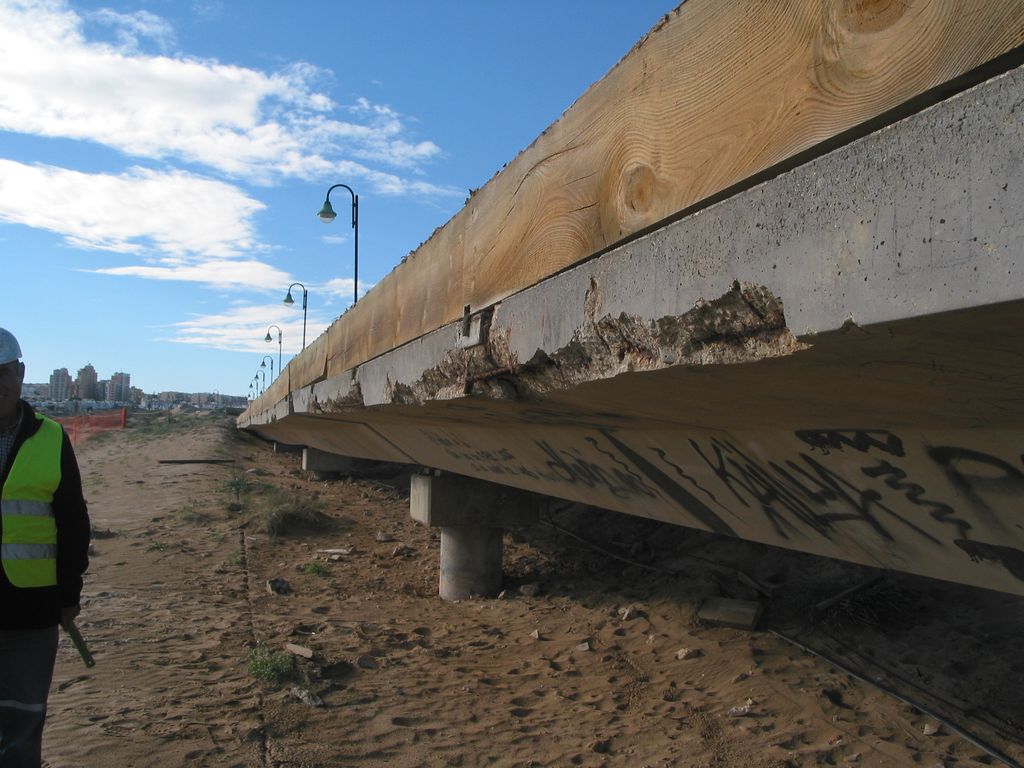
[
  {"left": 283, "top": 290, "right": 294, "bottom": 305},
  {"left": 260, "top": 359, "right": 266, "bottom": 368},
  {"left": 264, "top": 332, "right": 272, "bottom": 342},
  {"left": 317, "top": 199, "right": 337, "bottom": 223}
]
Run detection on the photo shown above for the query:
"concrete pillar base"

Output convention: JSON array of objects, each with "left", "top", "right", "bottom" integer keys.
[
  {"left": 439, "top": 526, "right": 504, "bottom": 601},
  {"left": 410, "top": 471, "right": 543, "bottom": 602}
]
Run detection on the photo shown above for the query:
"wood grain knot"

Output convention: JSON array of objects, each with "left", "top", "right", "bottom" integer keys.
[
  {"left": 620, "top": 162, "right": 657, "bottom": 216},
  {"left": 837, "top": 0, "right": 910, "bottom": 34}
]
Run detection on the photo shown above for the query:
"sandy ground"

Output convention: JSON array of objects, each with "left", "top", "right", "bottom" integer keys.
[{"left": 41, "top": 411, "right": 1024, "bottom": 768}]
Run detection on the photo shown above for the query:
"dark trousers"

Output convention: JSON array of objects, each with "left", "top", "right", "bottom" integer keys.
[{"left": 0, "top": 626, "right": 59, "bottom": 768}]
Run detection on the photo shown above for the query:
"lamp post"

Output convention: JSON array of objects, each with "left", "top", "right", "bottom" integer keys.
[
  {"left": 264, "top": 324, "right": 282, "bottom": 373},
  {"left": 248, "top": 382, "right": 253, "bottom": 402},
  {"left": 254, "top": 370, "right": 265, "bottom": 396},
  {"left": 317, "top": 183, "right": 359, "bottom": 305},
  {"left": 283, "top": 282, "right": 308, "bottom": 350},
  {"left": 260, "top": 355, "right": 275, "bottom": 383}
]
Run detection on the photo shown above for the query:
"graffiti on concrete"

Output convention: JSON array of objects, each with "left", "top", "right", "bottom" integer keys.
[
  {"left": 955, "top": 539, "right": 1024, "bottom": 581},
  {"left": 417, "top": 426, "right": 1024, "bottom": 578}
]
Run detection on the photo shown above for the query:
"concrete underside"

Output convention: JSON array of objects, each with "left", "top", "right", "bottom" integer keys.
[{"left": 241, "top": 65, "right": 1024, "bottom": 596}]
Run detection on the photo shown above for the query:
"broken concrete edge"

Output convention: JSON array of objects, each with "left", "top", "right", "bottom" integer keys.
[
  {"left": 238, "top": 280, "right": 805, "bottom": 428},
  {"left": 240, "top": 62, "right": 1024, "bottom": 428}
]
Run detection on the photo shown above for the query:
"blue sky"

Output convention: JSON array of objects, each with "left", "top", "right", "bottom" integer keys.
[{"left": 1, "top": 0, "right": 676, "bottom": 397}]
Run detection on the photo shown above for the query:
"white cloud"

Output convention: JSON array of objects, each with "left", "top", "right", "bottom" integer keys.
[
  {"left": 0, "top": 0, "right": 456, "bottom": 190},
  {"left": 93, "top": 259, "right": 290, "bottom": 291},
  {"left": 0, "top": 159, "right": 264, "bottom": 257},
  {"left": 86, "top": 8, "right": 175, "bottom": 53},
  {"left": 167, "top": 304, "right": 331, "bottom": 355}
]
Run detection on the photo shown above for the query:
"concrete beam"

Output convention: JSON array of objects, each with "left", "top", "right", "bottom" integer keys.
[
  {"left": 302, "top": 447, "right": 355, "bottom": 475},
  {"left": 410, "top": 472, "right": 542, "bottom": 528},
  {"left": 239, "top": 65, "right": 1024, "bottom": 597}
]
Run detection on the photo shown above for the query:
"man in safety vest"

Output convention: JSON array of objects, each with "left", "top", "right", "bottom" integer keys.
[{"left": 0, "top": 328, "right": 90, "bottom": 767}]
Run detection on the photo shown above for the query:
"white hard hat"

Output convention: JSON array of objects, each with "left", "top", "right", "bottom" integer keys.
[{"left": 0, "top": 328, "right": 22, "bottom": 365}]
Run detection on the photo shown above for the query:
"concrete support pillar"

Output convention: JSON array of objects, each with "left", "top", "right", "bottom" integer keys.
[
  {"left": 302, "top": 447, "right": 355, "bottom": 479},
  {"left": 411, "top": 471, "right": 542, "bottom": 601},
  {"left": 439, "top": 526, "right": 504, "bottom": 602}
]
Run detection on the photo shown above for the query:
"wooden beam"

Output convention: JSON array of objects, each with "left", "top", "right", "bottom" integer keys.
[{"left": 295, "top": 0, "right": 1024, "bottom": 384}]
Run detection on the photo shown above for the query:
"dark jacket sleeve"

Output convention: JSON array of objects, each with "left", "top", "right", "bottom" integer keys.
[{"left": 54, "top": 431, "right": 90, "bottom": 608}]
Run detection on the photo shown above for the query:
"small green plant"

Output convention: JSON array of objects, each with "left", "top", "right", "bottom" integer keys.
[
  {"left": 248, "top": 645, "right": 295, "bottom": 684},
  {"left": 255, "top": 486, "right": 328, "bottom": 541},
  {"left": 225, "top": 550, "right": 245, "bottom": 566},
  {"left": 145, "top": 541, "right": 167, "bottom": 552},
  {"left": 300, "top": 562, "right": 328, "bottom": 576},
  {"left": 174, "top": 497, "right": 208, "bottom": 522},
  {"left": 226, "top": 476, "right": 254, "bottom": 503}
]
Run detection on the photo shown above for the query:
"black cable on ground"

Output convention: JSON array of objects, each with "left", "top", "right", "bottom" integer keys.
[
  {"left": 539, "top": 515, "right": 764, "bottom": 586},
  {"left": 815, "top": 624, "right": 1021, "bottom": 745},
  {"left": 767, "top": 628, "right": 1023, "bottom": 768},
  {"left": 540, "top": 511, "right": 1022, "bottom": 768}
]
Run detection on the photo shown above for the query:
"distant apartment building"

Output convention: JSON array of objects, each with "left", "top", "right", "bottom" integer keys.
[
  {"left": 48, "top": 368, "right": 73, "bottom": 401},
  {"left": 103, "top": 372, "right": 131, "bottom": 403},
  {"left": 76, "top": 363, "right": 99, "bottom": 400}
]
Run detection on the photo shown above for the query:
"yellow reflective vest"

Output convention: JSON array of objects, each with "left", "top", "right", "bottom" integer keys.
[{"left": 1, "top": 415, "right": 61, "bottom": 588}]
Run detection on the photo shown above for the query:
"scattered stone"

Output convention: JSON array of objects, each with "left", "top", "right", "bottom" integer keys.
[
  {"left": 245, "top": 468, "right": 269, "bottom": 476},
  {"left": 356, "top": 654, "right": 379, "bottom": 670},
  {"left": 266, "top": 577, "right": 291, "bottom": 595},
  {"left": 922, "top": 722, "right": 940, "bottom": 736},
  {"left": 284, "top": 643, "right": 314, "bottom": 659},
  {"left": 328, "top": 554, "right": 343, "bottom": 562},
  {"left": 391, "top": 544, "right": 411, "bottom": 557},
  {"left": 375, "top": 531, "right": 396, "bottom": 543},
  {"left": 529, "top": 629, "right": 542, "bottom": 640},
  {"left": 575, "top": 641, "right": 591, "bottom": 653},
  {"left": 732, "top": 671, "right": 749, "bottom": 683},
  {"left": 697, "top": 597, "right": 763, "bottom": 630},
  {"left": 497, "top": 590, "right": 508, "bottom": 600},
  {"left": 90, "top": 527, "right": 118, "bottom": 539},
  {"left": 587, "top": 739, "right": 610, "bottom": 754},
  {"left": 619, "top": 605, "right": 638, "bottom": 621},
  {"left": 844, "top": 754, "right": 862, "bottom": 764},
  {"left": 518, "top": 583, "right": 540, "bottom": 598},
  {"left": 290, "top": 687, "right": 324, "bottom": 707},
  {"left": 727, "top": 698, "right": 754, "bottom": 717},
  {"left": 226, "top": 502, "right": 243, "bottom": 512},
  {"left": 317, "top": 547, "right": 354, "bottom": 555},
  {"left": 676, "top": 647, "right": 702, "bottom": 660}
]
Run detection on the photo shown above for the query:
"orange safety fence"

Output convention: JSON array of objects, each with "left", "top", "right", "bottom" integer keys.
[{"left": 53, "top": 408, "right": 127, "bottom": 445}]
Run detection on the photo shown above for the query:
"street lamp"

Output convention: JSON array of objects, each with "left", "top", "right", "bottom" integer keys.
[
  {"left": 264, "top": 324, "right": 282, "bottom": 373},
  {"left": 317, "top": 183, "right": 359, "bottom": 305},
  {"left": 283, "top": 282, "right": 308, "bottom": 350},
  {"left": 248, "top": 382, "right": 253, "bottom": 402},
  {"left": 260, "top": 355, "right": 275, "bottom": 383},
  {"left": 254, "top": 369, "right": 265, "bottom": 396}
]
